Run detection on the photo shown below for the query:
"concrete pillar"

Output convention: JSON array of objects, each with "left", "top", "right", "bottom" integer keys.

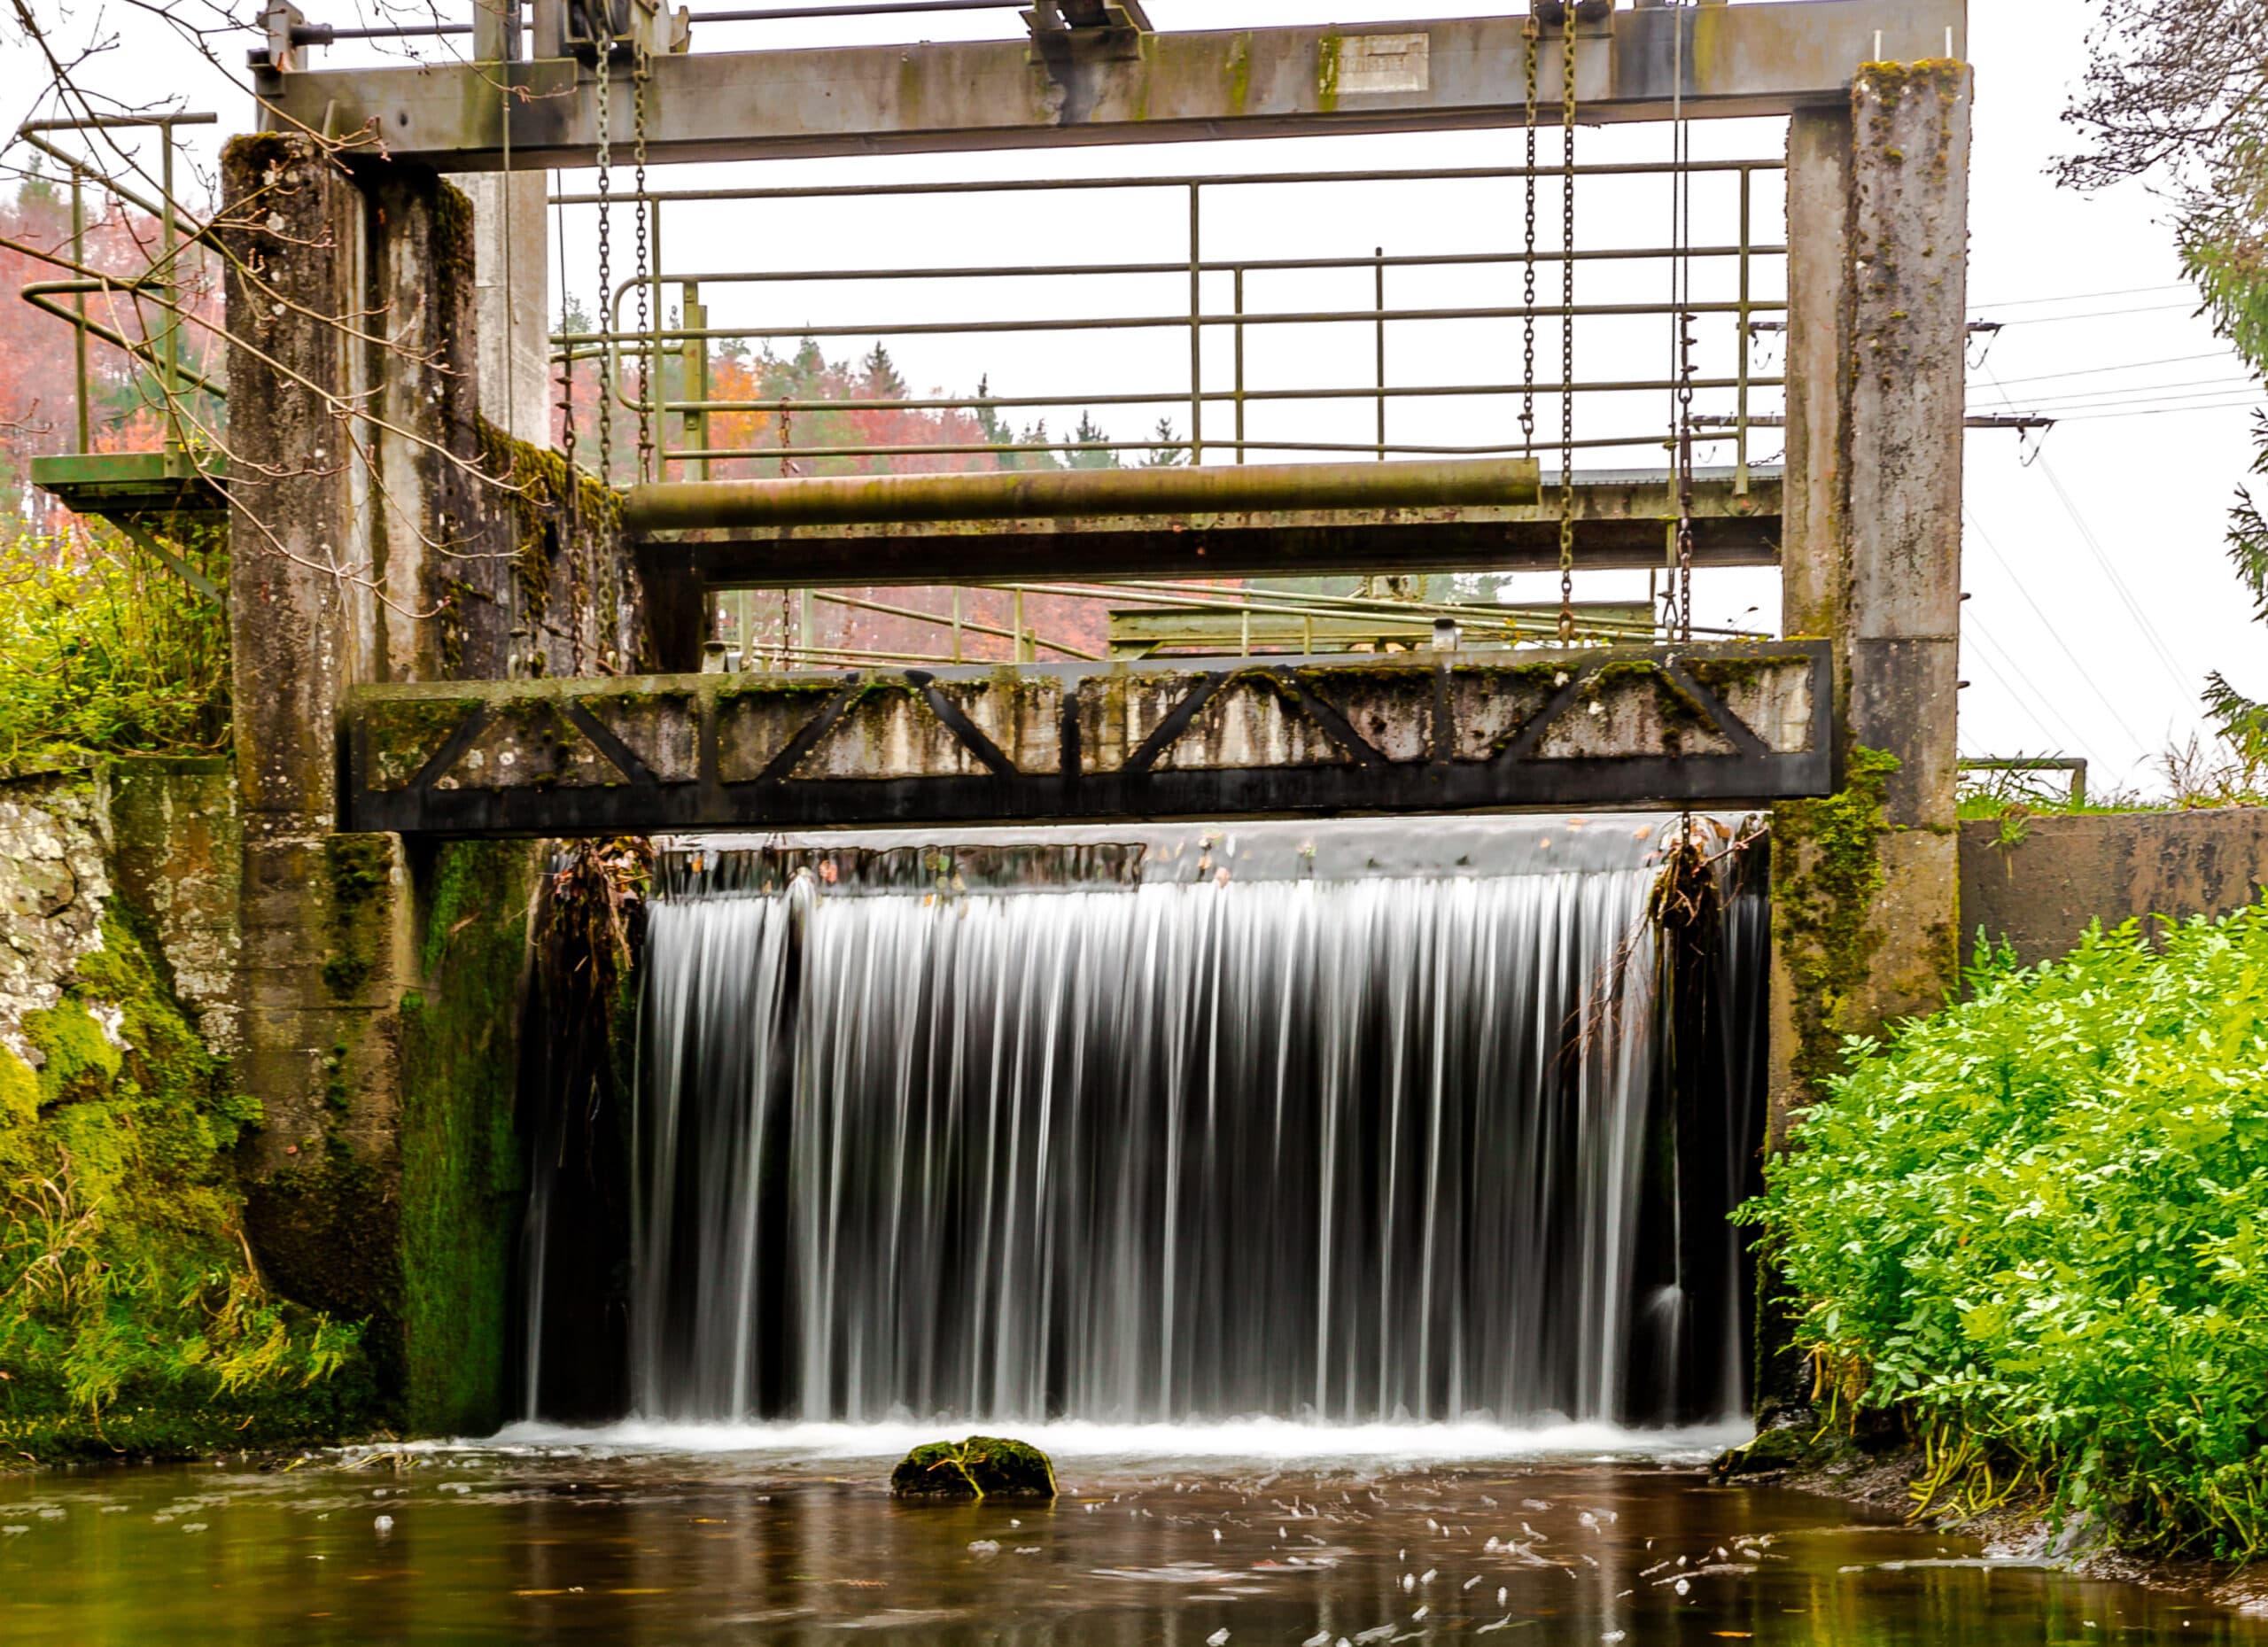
[
  {"left": 453, "top": 172, "right": 552, "bottom": 447},
  {"left": 220, "top": 136, "right": 551, "bottom": 1431},
  {"left": 1769, "top": 62, "right": 1971, "bottom": 1140}
]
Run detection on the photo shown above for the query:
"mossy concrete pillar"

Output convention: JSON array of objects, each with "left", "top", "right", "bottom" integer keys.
[
  {"left": 1769, "top": 61, "right": 1971, "bottom": 1140},
  {"left": 219, "top": 135, "right": 539, "bottom": 1433}
]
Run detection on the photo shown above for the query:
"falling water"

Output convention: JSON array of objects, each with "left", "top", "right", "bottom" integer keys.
[{"left": 523, "top": 820, "right": 1764, "bottom": 1430}]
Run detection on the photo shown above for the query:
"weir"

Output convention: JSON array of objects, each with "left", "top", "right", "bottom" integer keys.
[
  {"left": 21, "top": 0, "right": 1972, "bottom": 1435},
  {"left": 524, "top": 820, "right": 1767, "bottom": 1429}
]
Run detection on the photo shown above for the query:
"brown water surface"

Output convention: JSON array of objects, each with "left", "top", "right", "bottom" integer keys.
[{"left": 2, "top": 1439, "right": 2259, "bottom": 1645}]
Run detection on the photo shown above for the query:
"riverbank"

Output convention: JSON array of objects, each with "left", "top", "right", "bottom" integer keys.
[{"left": 1719, "top": 1426, "right": 2268, "bottom": 1618}]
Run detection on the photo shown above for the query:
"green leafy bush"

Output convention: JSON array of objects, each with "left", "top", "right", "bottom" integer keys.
[
  {"left": 1748, "top": 905, "right": 2268, "bottom": 1558},
  {"left": 0, "top": 528, "right": 229, "bottom": 764}
]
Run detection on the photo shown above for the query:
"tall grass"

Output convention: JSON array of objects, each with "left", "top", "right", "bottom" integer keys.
[{"left": 0, "top": 526, "right": 229, "bottom": 764}]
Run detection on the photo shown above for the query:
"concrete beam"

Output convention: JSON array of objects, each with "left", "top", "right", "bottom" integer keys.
[
  {"left": 340, "top": 641, "right": 1835, "bottom": 836},
  {"left": 260, "top": 1, "right": 1966, "bottom": 172}
]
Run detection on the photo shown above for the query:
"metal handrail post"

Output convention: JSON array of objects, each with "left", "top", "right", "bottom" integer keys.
[
  {"left": 1187, "top": 182, "right": 1202, "bottom": 463},
  {"left": 70, "top": 170, "right": 89, "bottom": 454},
  {"left": 1374, "top": 245, "right": 1386, "bottom": 461},
  {"left": 1232, "top": 265, "right": 1246, "bottom": 465},
  {"left": 1735, "top": 164, "right": 1752, "bottom": 496},
  {"left": 159, "top": 127, "right": 181, "bottom": 459},
  {"left": 682, "top": 279, "right": 709, "bottom": 480}
]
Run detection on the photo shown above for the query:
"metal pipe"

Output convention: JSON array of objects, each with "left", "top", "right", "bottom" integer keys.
[
  {"left": 624, "top": 455, "right": 1543, "bottom": 532},
  {"left": 290, "top": 21, "right": 473, "bottom": 43},
  {"left": 548, "top": 158, "right": 1784, "bottom": 207},
  {"left": 809, "top": 587, "right": 1099, "bottom": 661}
]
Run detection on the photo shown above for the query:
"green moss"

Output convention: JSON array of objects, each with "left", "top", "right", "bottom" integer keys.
[
  {"left": 368, "top": 696, "right": 478, "bottom": 789},
  {"left": 1770, "top": 746, "right": 1899, "bottom": 1103},
  {"left": 1317, "top": 30, "right": 1342, "bottom": 112},
  {"left": 1686, "top": 654, "right": 1806, "bottom": 698},
  {"left": 1224, "top": 33, "right": 1253, "bottom": 113},
  {"left": 320, "top": 836, "right": 396, "bottom": 1001},
  {"left": 890, "top": 1435, "right": 1058, "bottom": 1503},
  {"left": 397, "top": 840, "right": 538, "bottom": 1436},
  {"left": 0, "top": 900, "right": 372, "bottom": 1462}
]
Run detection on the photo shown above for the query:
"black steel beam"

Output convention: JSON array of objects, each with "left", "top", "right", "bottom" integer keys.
[{"left": 342, "top": 640, "right": 1834, "bottom": 838}]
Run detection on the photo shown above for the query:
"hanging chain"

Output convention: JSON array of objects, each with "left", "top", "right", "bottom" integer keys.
[
  {"left": 1520, "top": 17, "right": 1539, "bottom": 457},
  {"left": 594, "top": 38, "right": 615, "bottom": 490},
  {"left": 1672, "top": 1, "right": 1697, "bottom": 646},
  {"left": 633, "top": 35, "right": 655, "bottom": 483},
  {"left": 1557, "top": 7, "right": 1579, "bottom": 644}
]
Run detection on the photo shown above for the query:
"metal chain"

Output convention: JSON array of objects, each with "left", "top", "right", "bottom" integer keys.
[
  {"left": 1557, "top": 7, "right": 1579, "bottom": 644},
  {"left": 594, "top": 40, "right": 614, "bottom": 490},
  {"left": 1675, "top": 105, "right": 1697, "bottom": 644},
  {"left": 1520, "top": 17, "right": 1539, "bottom": 457},
  {"left": 633, "top": 37, "right": 655, "bottom": 483}
]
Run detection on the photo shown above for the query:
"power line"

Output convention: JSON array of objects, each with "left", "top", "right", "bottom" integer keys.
[
  {"left": 1994, "top": 302, "right": 2198, "bottom": 327},
  {"left": 1978, "top": 363, "right": 2210, "bottom": 699},
  {"left": 2032, "top": 451, "right": 2197, "bottom": 696},
  {"left": 2054, "top": 399, "right": 2268, "bottom": 423},
  {"left": 1962, "top": 614, "right": 2099, "bottom": 762},
  {"left": 1978, "top": 379, "right": 2261, "bottom": 414},
  {"left": 1962, "top": 504, "right": 2155, "bottom": 756},
  {"left": 1969, "top": 282, "right": 2188, "bottom": 310},
  {"left": 1984, "top": 350, "right": 2234, "bottom": 388}
]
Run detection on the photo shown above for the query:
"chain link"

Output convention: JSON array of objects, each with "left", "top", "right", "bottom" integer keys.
[
  {"left": 1521, "top": 17, "right": 1539, "bottom": 458},
  {"left": 594, "top": 39, "right": 614, "bottom": 490},
  {"left": 1557, "top": 7, "right": 1578, "bottom": 645},
  {"left": 633, "top": 36, "right": 655, "bottom": 483}
]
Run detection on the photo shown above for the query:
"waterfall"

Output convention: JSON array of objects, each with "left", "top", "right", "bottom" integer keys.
[{"left": 522, "top": 819, "right": 1763, "bottom": 1431}]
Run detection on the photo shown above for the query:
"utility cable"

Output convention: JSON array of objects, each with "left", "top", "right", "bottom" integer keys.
[
  {"left": 1962, "top": 505, "right": 2155, "bottom": 756},
  {"left": 1978, "top": 363, "right": 2197, "bottom": 696}
]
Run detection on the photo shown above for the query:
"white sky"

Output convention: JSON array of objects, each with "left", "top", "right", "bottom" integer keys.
[{"left": 4, "top": 0, "right": 2260, "bottom": 797}]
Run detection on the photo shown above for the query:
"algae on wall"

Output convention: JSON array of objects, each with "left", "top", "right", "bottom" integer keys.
[
  {"left": 397, "top": 839, "right": 540, "bottom": 1438},
  {"left": 0, "top": 873, "right": 371, "bottom": 1460}
]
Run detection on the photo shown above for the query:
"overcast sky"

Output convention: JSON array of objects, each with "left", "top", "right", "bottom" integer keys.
[{"left": 4, "top": 0, "right": 2259, "bottom": 799}]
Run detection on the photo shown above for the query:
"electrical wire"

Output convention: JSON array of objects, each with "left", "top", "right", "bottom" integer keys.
[
  {"left": 1969, "top": 282, "right": 2188, "bottom": 310},
  {"left": 1962, "top": 505, "right": 2155, "bottom": 756},
  {"left": 1961, "top": 614, "right": 2099, "bottom": 763},
  {"left": 2033, "top": 451, "right": 2196, "bottom": 695}
]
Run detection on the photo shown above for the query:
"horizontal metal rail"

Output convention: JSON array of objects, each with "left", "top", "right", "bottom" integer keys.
[{"left": 549, "top": 158, "right": 1786, "bottom": 207}]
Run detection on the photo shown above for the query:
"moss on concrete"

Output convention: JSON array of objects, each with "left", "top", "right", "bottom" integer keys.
[
  {"left": 0, "top": 900, "right": 372, "bottom": 1461},
  {"left": 1770, "top": 745, "right": 1899, "bottom": 1104},
  {"left": 397, "top": 839, "right": 537, "bottom": 1436}
]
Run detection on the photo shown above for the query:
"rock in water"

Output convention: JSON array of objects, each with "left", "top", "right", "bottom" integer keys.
[{"left": 889, "top": 1436, "right": 1057, "bottom": 1503}]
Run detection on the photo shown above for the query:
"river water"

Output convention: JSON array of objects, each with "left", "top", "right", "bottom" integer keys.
[{"left": 4, "top": 1430, "right": 2261, "bottom": 1645}]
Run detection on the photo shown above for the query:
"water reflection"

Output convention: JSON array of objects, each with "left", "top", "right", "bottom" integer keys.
[{"left": 2, "top": 1445, "right": 2260, "bottom": 1645}]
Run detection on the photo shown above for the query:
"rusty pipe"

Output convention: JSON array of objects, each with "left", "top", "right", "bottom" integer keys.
[{"left": 622, "top": 456, "right": 1543, "bottom": 531}]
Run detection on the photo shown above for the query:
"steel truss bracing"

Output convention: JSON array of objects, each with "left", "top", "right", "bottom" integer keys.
[{"left": 341, "top": 640, "right": 1834, "bottom": 836}]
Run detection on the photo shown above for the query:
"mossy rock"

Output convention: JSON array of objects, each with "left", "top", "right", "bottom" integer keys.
[
  {"left": 890, "top": 1435, "right": 1057, "bottom": 1503},
  {"left": 1712, "top": 1424, "right": 1819, "bottom": 1481}
]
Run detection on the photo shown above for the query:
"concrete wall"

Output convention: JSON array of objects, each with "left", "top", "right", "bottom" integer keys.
[{"left": 1961, "top": 808, "right": 2268, "bottom": 967}]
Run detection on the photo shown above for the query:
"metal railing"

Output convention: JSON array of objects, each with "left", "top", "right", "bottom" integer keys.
[
  {"left": 9, "top": 113, "right": 221, "bottom": 462},
  {"left": 550, "top": 155, "right": 1788, "bottom": 485}
]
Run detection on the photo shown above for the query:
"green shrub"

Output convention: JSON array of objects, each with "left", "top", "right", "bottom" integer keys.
[
  {"left": 1747, "top": 905, "right": 2268, "bottom": 1558},
  {"left": 0, "top": 528, "right": 229, "bottom": 764},
  {"left": 0, "top": 901, "right": 369, "bottom": 1459}
]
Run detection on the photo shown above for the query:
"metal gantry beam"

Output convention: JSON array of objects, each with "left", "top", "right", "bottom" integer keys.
[
  {"left": 259, "top": 1, "right": 1967, "bottom": 172},
  {"left": 342, "top": 641, "right": 1835, "bottom": 837}
]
